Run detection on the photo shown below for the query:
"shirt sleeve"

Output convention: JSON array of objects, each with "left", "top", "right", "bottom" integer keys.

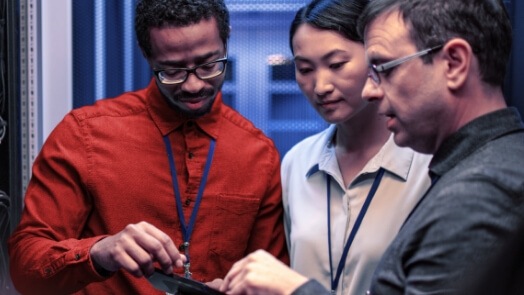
[
  {"left": 291, "top": 279, "right": 330, "bottom": 295},
  {"left": 8, "top": 113, "right": 110, "bottom": 294},
  {"left": 399, "top": 172, "right": 524, "bottom": 294},
  {"left": 243, "top": 143, "right": 290, "bottom": 265},
  {"left": 281, "top": 149, "right": 292, "bottom": 251}
]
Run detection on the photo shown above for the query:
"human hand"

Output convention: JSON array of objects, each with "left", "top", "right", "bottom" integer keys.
[
  {"left": 89, "top": 221, "right": 186, "bottom": 277},
  {"left": 206, "top": 278, "right": 224, "bottom": 290},
  {"left": 219, "top": 249, "right": 308, "bottom": 295}
]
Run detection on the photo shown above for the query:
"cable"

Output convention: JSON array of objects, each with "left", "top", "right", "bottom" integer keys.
[
  {"left": 0, "top": 189, "right": 10, "bottom": 291},
  {"left": 0, "top": 115, "right": 5, "bottom": 144},
  {"left": 0, "top": 0, "right": 6, "bottom": 145},
  {"left": 0, "top": 0, "right": 6, "bottom": 116}
]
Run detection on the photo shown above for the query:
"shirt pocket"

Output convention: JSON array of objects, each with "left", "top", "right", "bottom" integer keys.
[{"left": 209, "top": 193, "right": 260, "bottom": 263}]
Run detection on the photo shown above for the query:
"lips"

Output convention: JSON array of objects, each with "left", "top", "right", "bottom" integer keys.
[
  {"left": 182, "top": 100, "right": 204, "bottom": 106},
  {"left": 180, "top": 96, "right": 206, "bottom": 103},
  {"left": 385, "top": 115, "right": 397, "bottom": 130},
  {"left": 317, "top": 99, "right": 342, "bottom": 108},
  {"left": 179, "top": 96, "right": 208, "bottom": 110},
  {"left": 319, "top": 100, "right": 338, "bottom": 105}
]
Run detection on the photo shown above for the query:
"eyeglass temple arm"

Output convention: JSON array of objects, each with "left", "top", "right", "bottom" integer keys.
[{"left": 375, "top": 45, "right": 443, "bottom": 72}]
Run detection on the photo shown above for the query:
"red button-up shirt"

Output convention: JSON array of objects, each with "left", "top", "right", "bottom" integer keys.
[{"left": 8, "top": 79, "right": 289, "bottom": 294}]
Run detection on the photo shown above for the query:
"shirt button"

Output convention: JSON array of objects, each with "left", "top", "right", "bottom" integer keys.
[
  {"left": 188, "top": 152, "right": 194, "bottom": 159},
  {"left": 75, "top": 254, "right": 81, "bottom": 260}
]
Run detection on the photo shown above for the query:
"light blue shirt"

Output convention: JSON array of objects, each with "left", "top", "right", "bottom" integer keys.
[{"left": 282, "top": 124, "right": 432, "bottom": 295}]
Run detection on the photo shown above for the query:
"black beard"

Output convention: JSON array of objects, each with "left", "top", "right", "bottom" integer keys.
[{"left": 166, "top": 89, "right": 216, "bottom": 118}]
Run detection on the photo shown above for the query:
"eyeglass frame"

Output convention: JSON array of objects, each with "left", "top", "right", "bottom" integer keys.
[
  {"left": 368, "top": 44, "right": 443, "bottom": 85},
  {"left": 153, "top": 54, "right": 229, "bottom": 85}
]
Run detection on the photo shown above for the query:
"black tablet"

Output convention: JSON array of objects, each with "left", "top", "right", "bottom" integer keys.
[{"left": 147, "top": 268, "right": 225, "bottom": 295}]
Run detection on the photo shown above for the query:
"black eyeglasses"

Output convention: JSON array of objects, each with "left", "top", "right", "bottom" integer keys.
[
  {"left": 368, "top": 45, "right": 443, "bottom": 85},
  {"left": 153, "top": 55, "right": 228, "bottom": 85}
]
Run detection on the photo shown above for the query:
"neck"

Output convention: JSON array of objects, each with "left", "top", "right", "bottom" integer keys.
[
  {"left": 334, "top": 104, "right": 390, "bottom": 153},
  {"left": 334, "top": 104, "right": 390, "bottom": 186},
  {"left": 446, "top": 83, "right": 507, "bottom": 140}
]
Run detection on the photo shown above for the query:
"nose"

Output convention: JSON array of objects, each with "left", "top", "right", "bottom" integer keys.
[
  {"left": 181, "top": 72, "right": 206, "bottom": 93},
  {"left": 361, "top": 76, "right": 383, "bottom": 102},
  {"left": 314, "top": 70, "right": 334, "bottom": 97}
]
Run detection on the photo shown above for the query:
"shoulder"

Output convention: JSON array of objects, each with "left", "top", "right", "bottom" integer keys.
[
  {"left": 406, "top": 149, "right": 524, "bottom": 244},
  {"left": 218, "top": 104, "right": 279, "bottom": 156},
  {"left": 220, "top": 104, "right": 262, "bottom": 136},
  {"left": 70, "top": 89, "right": 148, "bottom": 123},
  {"left": 401, "top": 133, "right": 524, "bottom": 239},
  {"left": 449, "top": 134, "right": 524, "bottom": 200},
  {"left": 282, "top": 126, "right": 334, "bottom": 167}
]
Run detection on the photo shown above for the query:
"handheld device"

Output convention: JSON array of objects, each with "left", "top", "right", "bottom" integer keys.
[{"left": 147, "top": 268, "right": 225, "bottom": 295}]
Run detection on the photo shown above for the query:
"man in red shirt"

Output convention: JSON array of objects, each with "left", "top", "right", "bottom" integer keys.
[{"left": 8, "top": 0, "right": 289, "bottom": 294}]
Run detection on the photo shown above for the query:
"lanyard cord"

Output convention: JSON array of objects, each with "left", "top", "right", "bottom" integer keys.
[
  {"left": 327, "top": 168, "right": 385, "bottom": 294},
  {"left": 163, "top": 135, "right": 216, "bottom": 277}
]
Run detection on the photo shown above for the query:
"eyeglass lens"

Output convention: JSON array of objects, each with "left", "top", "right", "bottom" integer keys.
[{"left": 158, "top": 59, "right": 226, "bottom": 84}]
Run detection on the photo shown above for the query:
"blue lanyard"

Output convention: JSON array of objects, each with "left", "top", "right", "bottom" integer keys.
[
  {"left": 327, "top": 168, "right": 385, "bottom": 294},
  {"left": 163, "top": 135, "right": 216, "bottom": 278}
]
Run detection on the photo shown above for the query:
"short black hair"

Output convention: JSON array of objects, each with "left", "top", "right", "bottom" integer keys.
[{"left": 135, "top": 0, "right": 230, "bottom": 58}]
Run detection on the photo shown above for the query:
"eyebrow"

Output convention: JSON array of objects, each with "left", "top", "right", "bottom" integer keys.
[
  {"left": 366, "top": 51, "right": 390, "bottom": 66},
  {"left": 157, "top": 50, "right": 223, "bottom": 67},
  {"left": 294, "top": 48, "right": 350, "bottom": 63}
]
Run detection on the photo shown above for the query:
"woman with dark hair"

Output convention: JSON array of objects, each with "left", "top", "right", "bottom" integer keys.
[{"left": 218, "top": 0, "right": 432, "bottom": 294}]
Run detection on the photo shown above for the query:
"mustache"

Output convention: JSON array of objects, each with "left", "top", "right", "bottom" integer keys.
[{"left": 177, "top": 89, "right": 215, "bottom": 100}]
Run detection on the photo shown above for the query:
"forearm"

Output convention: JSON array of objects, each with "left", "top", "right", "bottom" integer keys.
[
  {"left": 291, "top": 280, "right": 331, "bottom": 295},
  {"left": 8, "top": 234, "right": 108, "bottom": 294},
  {"left": 7, "top": 122, "right": 105, "bottom": 293}
]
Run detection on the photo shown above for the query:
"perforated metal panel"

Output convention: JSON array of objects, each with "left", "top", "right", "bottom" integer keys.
[
  {"left": 19, "top": 0, "right": 39, "bottom": 195},
  {"left": 72, "top": 0, "right": 328, "bottom": 158}
]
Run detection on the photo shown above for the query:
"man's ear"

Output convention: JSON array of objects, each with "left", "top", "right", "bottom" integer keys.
[{"left": 442, "top": 38, "right": 472, "bottom": 90}]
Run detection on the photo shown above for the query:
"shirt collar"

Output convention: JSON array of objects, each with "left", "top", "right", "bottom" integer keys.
[
  {"left": 306, "top": 125, "right": 337, "bottom": 178},
  {"left": 146, "top": 78, "right": 222, "bottom": 139},
  {"left": 370, "top": 134, "right": 416, "bottom": 181},
  {"left": 430, "top": 107, "right": 524, "bottom": 177},
  {"left": 305, "top": 128, "right": 418, "bottom": 183}
]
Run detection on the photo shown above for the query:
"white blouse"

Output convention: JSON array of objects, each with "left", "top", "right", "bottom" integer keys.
[{"left": 282, "top": 125, "right": 432, "bottom": 295}]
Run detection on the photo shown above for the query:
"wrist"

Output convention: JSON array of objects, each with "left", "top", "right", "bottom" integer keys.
[{"left": 92, "top": 257, "right": 114, "bottom": 277}]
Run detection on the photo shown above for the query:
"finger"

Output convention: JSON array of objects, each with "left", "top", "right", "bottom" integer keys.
[
  {"left": 205, "top": 278, "right": 223, "bottom": 290},
  {"left": 225, "top": 266, "right": 252, "bottom": 294},
  {"left": 227, "top": 277, "right": 253, "bottom": 295},
  {"left": 220, "top": 258, "right": 247, "bottom": 292},
  {"left": 137, "top": 222, "right": 184, "bottom": 273},
  {"left": 116, "top": 252, "right": 147, "bottom": 277},
  {"left": 90, "top": 231, "right": 151, "bottom": 276},
  {"left": 123, "top": 239, "right": 157, "bottom": 276}
]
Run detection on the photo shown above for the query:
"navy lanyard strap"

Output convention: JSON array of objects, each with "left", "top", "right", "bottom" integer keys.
[
  {"left": 163, "top": 135, "right": 216, "bottom": 263},
  {"left": 327, "top": 168, "right": 385, "bottom": 293}
]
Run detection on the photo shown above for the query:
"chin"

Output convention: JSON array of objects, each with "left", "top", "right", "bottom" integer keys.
[
  {"left": 392, "top": 132, "right": 411, "bottom": 148},
  {"left": 168, "top": 97, "right": 215, "bottom": 118},
  {"left": 394, "top": 133, "right": 435, "bottom": 154},
  {"left": 180, "top": 103, "right": 214, "bottom": 118},
  {"left": 320, "top": 112, "right": 347, "bottom": 124}
]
